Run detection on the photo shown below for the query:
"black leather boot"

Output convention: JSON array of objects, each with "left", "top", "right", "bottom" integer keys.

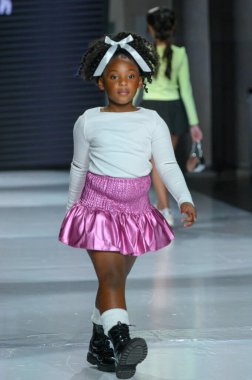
[
  {"left": 87, "top": 323, "right": 115, "bottom": 372},
  {"left": 108, "top": 322, "right": 148, "bottom": 379}
]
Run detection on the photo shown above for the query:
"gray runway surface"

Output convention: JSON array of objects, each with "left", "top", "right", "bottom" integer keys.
[{"left": 1, "top": 171, "right": 252, "bottom": 380}]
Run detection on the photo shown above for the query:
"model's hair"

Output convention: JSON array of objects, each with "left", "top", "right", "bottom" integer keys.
[
  {"left": 147, "top": 7, "right": 176, "bottom": 79},
  {"left": 78, "top": 32, "right": 159, "bottom": 92}
]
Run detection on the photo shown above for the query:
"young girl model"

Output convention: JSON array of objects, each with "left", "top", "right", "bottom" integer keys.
[
  {"left": 141, "top": 6, "right": 203, "bottom": 226},
  {"left": 59, "top": 31, "right": 196, "bottom": 379}
]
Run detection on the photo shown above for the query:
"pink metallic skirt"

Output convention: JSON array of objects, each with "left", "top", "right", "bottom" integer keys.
[{"left": 58, "top": 172, "right": 174, "bottom": 256}]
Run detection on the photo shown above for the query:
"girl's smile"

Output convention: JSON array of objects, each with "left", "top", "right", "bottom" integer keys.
[{"left": 98, "top": 55, "right": 142, "bottom": 112}]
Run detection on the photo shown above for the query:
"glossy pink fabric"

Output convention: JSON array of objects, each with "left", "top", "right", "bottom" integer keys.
[{"left": 59, "top": 172, "right": 174, "bottom": 255}]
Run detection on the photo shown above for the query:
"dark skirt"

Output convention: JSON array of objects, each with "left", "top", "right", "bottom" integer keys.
[
  {"left": 59, "top": 172, "right": 174, "bottom": 256},
  {"left": 141, "top": 99, "right": 189, "bottom": 136}
]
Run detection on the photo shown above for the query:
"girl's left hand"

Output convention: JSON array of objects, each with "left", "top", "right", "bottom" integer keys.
[
  {"left": 190, "top": 125, "right": 203, "bottom": 142},
  {"left": 180, "top": 202, "right": 197, "bottom": 227}
]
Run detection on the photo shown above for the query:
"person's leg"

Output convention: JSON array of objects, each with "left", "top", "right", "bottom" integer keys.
[
  {"left": 151, "top": 158, "right": 169, "bottom": 210},
  {"left": 87, "top": 251, "right": 135, "bottom": 373},
  {"left": 88, "top": 250, "right": 147, "bottom": 379},
  {"left": 90, "top": 253, "right": 136, "bottom": 325},
  {"left": 171, "top": 134, "right": 179, "bottom": 148},
  {"left": 125, "top": 255, "right": 137, "bottom": 276},
  {"left": 88, "top": 250, "right": 136, "bottom": 313},
  {"left": 151, "top": 159, "right": 174, "bottom": 226}
]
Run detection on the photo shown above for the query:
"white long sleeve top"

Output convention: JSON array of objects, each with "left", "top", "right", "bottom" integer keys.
[{"left": 66, "top": 107, "right": 193, "bottom": 210}]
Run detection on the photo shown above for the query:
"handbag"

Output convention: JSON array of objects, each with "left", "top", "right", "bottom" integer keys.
[{"left": 186, "top": 141, "right": 206, "bottom": 173}]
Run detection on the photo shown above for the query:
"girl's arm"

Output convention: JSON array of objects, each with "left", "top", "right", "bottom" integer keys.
[
  {"left": 151, "top": 113, "right": 193, "bottom": 207},
  {"left": 66, "top": 115, "right": 90, "bottom": 210},
  {"left": 178, "top": 48, "right": 199, "bottom": 127}
]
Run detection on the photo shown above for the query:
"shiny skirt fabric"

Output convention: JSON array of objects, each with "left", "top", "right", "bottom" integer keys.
[{"left": 58, "top": 172, "right": 174, "bottom": 256}]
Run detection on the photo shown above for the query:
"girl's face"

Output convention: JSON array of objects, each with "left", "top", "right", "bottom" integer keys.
[{"left": 98, "top": 55, "right": 142, "bottom": 112}]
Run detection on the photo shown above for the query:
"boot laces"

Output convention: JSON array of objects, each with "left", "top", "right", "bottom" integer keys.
[
  {"left": 113, "top": 322, "right": 131, "bottom": 342},
  {"left": 99, "top": 335, "right": 114, "bottom": 358}
]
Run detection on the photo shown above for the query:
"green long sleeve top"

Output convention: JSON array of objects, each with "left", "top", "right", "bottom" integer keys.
[{"left": 143, "top": 45, "right": 199, "bottom": 125}]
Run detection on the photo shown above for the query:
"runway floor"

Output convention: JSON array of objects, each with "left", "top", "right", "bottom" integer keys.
[{"left": 0, "top": 171, "right": 252, "bottom": 380}]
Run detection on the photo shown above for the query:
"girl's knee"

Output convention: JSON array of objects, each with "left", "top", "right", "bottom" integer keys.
[{"left": 98, "top": 270, "right": 125, "bottom": 289}]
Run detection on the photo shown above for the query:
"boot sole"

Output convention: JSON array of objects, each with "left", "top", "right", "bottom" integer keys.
[
  {"left": 87, "top": 352, "right": 115, "bottom": 372},
  {"left": 116, "top": 338, "right": 148, "bottom": 379}
]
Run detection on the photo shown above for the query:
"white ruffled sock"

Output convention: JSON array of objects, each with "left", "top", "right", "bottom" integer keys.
[
  {"left": 101, "top": 308, "right": 129, "bottom": 336},
  {"left": 91, "top": 306, "right": 101, "bottom": 325}
]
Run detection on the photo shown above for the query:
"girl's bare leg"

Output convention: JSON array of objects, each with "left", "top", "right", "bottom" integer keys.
[
  {"left": 88, "top": 250, "right": 137, "bottom": 313},
  {"left": 171, "top": 134, "right": 179, "bottom": 148},
  {"left": 88, "top": 251, "right": 147, "bottom": 377},
  {"left": 87, "top": 250, "right": 137, "bottom": 372}
]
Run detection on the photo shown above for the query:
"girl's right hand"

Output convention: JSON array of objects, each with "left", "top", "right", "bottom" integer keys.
[
  {"left": 190, "top": 125, "right": 203, "bottom": 142},
  {"left": 180, "top": 202, "right": 197, "bottom": 227}
]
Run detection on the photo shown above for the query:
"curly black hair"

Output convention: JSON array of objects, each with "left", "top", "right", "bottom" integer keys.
[{"left": 78, "top": 32, "right": 159, "bottom": 92}]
